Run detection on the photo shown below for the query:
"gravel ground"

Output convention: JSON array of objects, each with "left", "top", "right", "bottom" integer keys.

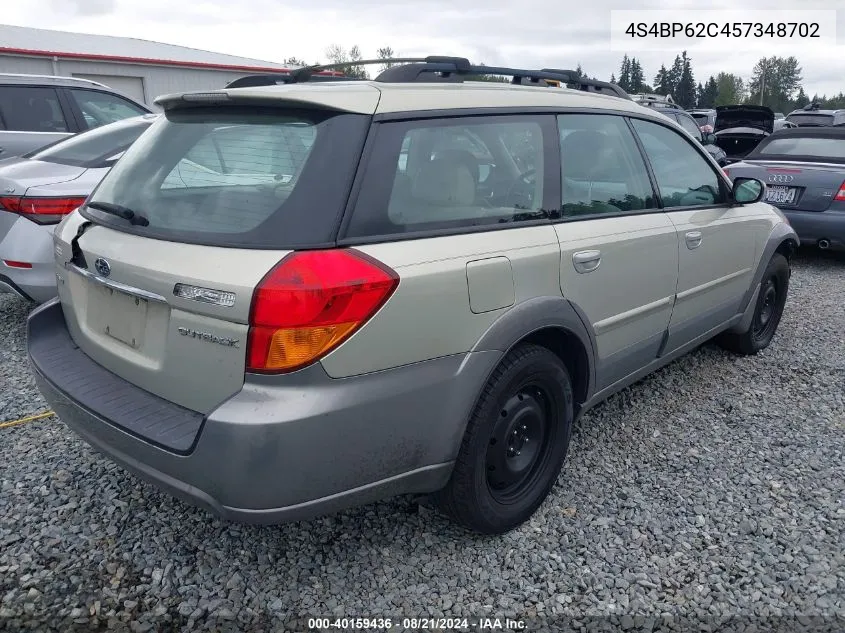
[{"left": 1, "top": 249, "right": 843, "bottom": 633}]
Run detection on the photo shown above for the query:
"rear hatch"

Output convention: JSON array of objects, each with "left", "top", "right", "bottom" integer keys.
[
  {"left": 715, "top": 105, "right": 774, "bottom": 134},
  {"left": 53, "top": 94, "right": 376, "bottom": 414}
]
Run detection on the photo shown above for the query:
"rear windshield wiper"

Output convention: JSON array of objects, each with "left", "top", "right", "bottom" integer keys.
[{"left": 86, "top": 201, "right": 149, "bottom": 227}]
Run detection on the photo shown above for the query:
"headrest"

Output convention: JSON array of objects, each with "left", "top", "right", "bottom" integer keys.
[
  {"left": 411, "top": 155, "right": 476, "bottom": 206},
  {"left": 561, "top": 130, "right": 610, "bottom": 180}
]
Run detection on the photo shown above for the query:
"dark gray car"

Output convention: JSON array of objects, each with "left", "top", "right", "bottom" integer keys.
[
  {"left": 785, "top": 104, "right": 845, "bottom": 128},
  {"left": 725, "top": 126, "right": 845, "bottom": 250},
  {"left": 0, "top": 73, "right": 152, "bottom": 158}
]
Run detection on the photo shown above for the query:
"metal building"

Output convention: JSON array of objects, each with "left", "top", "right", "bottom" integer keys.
[{"left": 0, "top": 24, "right": 292, "bottom": 106}]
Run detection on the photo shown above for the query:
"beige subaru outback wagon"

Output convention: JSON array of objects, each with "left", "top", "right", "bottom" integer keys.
[{"left": 27, "top": 58, "right": 798, "bottom": 534}]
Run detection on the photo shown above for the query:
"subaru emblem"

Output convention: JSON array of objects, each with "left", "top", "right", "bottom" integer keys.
[{"left": 94, "top": 257, "right": 111, "bottom": 277}]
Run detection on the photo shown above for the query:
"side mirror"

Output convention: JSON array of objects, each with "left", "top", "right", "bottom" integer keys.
[
  {"left": 702, "top": 132, "right": 717, "bottom": 144},
  {"left": 732, "top": 177, "right": 765, "bottom": 204}
]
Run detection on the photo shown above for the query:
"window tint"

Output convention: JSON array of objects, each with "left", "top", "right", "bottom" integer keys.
[
  {"left": 785, "top": 113, "right": 835, "bottom": 127},
  {"left": 558, "top": 114, "right": 656, "bottom": 217},
  {"left": 161, "top": 122, "right": 315, "bottom": 189},
  {"left": 755, "top": 136, "right": 845, "bottom": 159},
  {"left": 676, "top": 114, "right": 703, "bottom": 141},
  {"left": 84, "top": 107, "right": 371, "bottom": 248},
  {"left": 0, "top": 86, "right": 68, "bottom": 132},
  {"left": 345, "top": 117, "right": 549, "bottom": 238},
  {"left": 631, "top": 118, "right": 726, "bottom": 208},
  {"left": 30, "top": 116, "right": 155, "bottom": 168},
  {"left": 69, "top": 89, "right": 147, "bottom": 129}
]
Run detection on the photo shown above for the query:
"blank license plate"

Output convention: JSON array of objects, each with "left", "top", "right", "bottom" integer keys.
[
  {"left": 92, "top": 285, "right": 148, "bottom": 348},
  {"left": 765, "top": 185, "right": 797, "bottom": 204}
]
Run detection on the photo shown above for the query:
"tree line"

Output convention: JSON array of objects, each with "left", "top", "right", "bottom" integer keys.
[
  {"left": 284, "top": 46, "right": 844, "bottom": 114},
  {"left": 610, "top": 52, "right": 842, "bottom": 114}
]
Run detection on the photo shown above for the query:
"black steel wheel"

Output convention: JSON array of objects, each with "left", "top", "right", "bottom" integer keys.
[
  {"left": 435, "top": 343, "right": 574, "bottom": 534},
  {"left": 717, "top": 253, "right": 790, "bottom": 355}
]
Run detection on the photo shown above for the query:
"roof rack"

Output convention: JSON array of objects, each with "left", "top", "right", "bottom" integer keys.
[
  {"left": 225, "top": 70, "right": 348, "bottom": 89},
  {"left": 224, "top": 56, "right": 631, "bottom": 100}
]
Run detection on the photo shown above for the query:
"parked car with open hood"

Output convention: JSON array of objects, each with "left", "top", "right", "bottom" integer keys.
[
  {"left": 715, "top": 105, "right": 775, "bottom": 163},
  {"left": 725, "top": 125, "right": 845, "bottom": 251},
  {"left": 0, "top": 114, "right": 158, "bottom": 302},
  {"left": 26, "top": 57, "right": 796, "bottom": 535}
]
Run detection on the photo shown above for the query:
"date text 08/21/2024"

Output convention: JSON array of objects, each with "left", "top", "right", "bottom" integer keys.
[{"left": 307, "top": 618, "right": 527, "bottom": 631}]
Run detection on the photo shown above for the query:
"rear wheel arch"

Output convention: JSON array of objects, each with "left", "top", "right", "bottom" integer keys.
[{"left": 470, "top": 297, "right": 597, "bottom": 414}]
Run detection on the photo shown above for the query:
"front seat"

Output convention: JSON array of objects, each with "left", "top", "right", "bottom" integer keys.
[
  {"left": 28, "top": 98, "right": 59, "bottom": 132},
  {"left": 400, "top": 153, "right": 478, "bottom": 224}
]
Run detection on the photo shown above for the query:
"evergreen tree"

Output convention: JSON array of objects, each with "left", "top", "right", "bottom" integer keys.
[
  {"left": 653, "top": 64, "right": 672, "bottom": 96},
  {"left": 675, "top": 52, "right": 696, "bottom": 108},
  {"left": 794, "top": 87, "right": 809, "bottom": 109},
  {"left": 699, "top": 76, "right": 719, "bottom": 108},
  {"left": 630, "top": 58, "right": 646, "bottom": 93},
  {"left": 618, "top": 55, "right": 632, "bottom": 92}
]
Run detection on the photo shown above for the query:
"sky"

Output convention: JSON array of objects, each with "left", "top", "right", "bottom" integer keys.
[{"left": 5, "top": 0, "right": 845, "bottom": 98}]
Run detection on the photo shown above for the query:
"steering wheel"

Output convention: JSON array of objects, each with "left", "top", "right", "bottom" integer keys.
[{"left": 505, "top": 167, "right": 537, "bottom": 208}]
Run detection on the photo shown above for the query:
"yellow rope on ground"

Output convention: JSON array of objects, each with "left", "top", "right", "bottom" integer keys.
[{"left": 0, "top": 411, "right": 55, "bottom": 429}]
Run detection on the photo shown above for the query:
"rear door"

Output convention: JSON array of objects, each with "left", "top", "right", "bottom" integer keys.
[
  {"left": 630, "top": 117, "right": 769, "bottom": 353},
  {"left": 554, "top": 113, "right": 678, "bottom": 391},
  {"left": 0, "top": 85, "right": 76, "bottom": 157},
  {"left": 53, "top": 104, "right": 372, "bottom": 414}
]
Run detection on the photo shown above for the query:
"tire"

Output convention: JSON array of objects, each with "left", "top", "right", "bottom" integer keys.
[
  {"left": 434, "top": 344, "right": 574, "bottom": 534},
  {"left": 716, "top": 253, "right": 789, "bottom": 355}
]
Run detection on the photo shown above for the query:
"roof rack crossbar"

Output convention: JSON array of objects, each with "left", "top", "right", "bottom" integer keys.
[{"left": 224, "top": 56, "right": 630, "bottom": 100}]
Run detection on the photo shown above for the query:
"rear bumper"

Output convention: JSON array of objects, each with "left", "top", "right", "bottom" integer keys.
[
  {"left": 0, "top": 212, "right": 57, "bottom": 303},
  {"left": 28, "top": 299, "right": 499, "bottom": 524},
  {"left": 782, "top": 209, "right": 845, "bottom": 249}
]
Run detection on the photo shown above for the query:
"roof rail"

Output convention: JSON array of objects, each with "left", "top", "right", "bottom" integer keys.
[
  {"left": 225, "top": 56, "right": 631, "bottom": 100},
  {"left": 0, "top": 72, "right": 110, "bottom": 89},
  {"left": 225, "top": 72, "right": 350, "bottom": 89}
]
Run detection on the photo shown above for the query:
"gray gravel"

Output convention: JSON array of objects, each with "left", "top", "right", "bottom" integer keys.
[{"left": 1, "top": 249, "right": 843, "bottom": 633}]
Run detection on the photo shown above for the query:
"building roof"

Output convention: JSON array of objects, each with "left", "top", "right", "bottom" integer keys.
[{"left": 0, "top": 24, "right": 291, "bottom": 73}]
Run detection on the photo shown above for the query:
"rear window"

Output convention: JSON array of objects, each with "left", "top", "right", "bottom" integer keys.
[
  {"left": 785, "top": 114, "right": 834, "bottom": 127},
  {"left": 29, "top": 116, "right": 155, "bottom": 168},
  {"left": 754, "top": 136, "right": 845, "bottom": 160},
  {"left": 82, "top": 106, "right": 370, "bottom": 249}
]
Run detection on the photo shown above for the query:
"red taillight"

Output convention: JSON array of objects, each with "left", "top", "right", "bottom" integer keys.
[
  {"left": 246, "top": 249, "right": 399, "bottom": 373},
  {"left": 834, "top": 180, "right": 845, "bottom": 202},
  {"left": 3, "top": 260, "right": 32, "bottom": 269},
  {"left": 0, "top": 196, "right": 87, "bottom": 224}
]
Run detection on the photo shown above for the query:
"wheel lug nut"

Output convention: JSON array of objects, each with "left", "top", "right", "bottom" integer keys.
[
  {"left": 521, "top": 425, "right": 527, "bottom": 431},
  {"left": 516, "top": 450, "right": 521, "bottom": 456}
]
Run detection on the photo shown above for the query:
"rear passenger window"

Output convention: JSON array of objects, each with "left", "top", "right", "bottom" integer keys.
[
  {"left": 631, "top": 119, "right": 726, "bottom": 208},
  {"left": 558, "top": 114, "right": 656, "bottom": 217},
  {"left": 69, "top": 89, "right": 148, "bottom": 129},
  {"left": 345, "top": 116, "right": 550, "bottom": 238},
  {"left": 0, "top": 86, "right": 69, "bottom": 133},
  {"left": 676, "top": 113, "right": 703, "bottom": 141}
]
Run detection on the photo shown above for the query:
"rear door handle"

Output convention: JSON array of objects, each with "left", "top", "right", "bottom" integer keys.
[
  {"left": 685, "top": 231, "right": 702, "bottom": 249},
  {"left": 572, "top": 249, "right": 601, "bottom": 273}
]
